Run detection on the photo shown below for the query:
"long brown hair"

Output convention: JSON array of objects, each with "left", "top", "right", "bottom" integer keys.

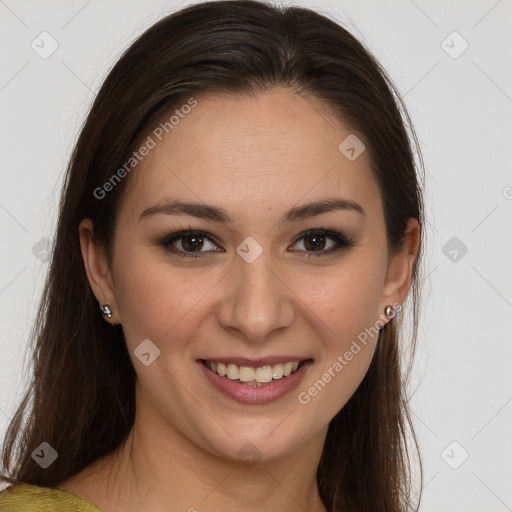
[{"left": 1, "top": 1, "right": 424, "bottom": 510}]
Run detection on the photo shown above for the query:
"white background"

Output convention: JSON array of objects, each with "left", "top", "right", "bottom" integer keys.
[{"left": 1, "top": 1, "right": 511, "bottom": 510}]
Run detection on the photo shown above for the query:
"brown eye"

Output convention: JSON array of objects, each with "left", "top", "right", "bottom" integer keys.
[
  {"left": 289, "top": 229, "right": 354, "bottom": 257},
  {"left": 302, "top": 233, "right": 327, "bottom": 251},
  {"left": 161, "top": 230, "right": 221, "bottom": 257},
  {"left": 180, "top": 233, "right": 205, "bottom": 252}
]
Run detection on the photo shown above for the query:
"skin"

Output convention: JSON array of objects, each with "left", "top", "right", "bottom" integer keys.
[{"left": 59, "top": 88, "right": 420, "bottom": 512}]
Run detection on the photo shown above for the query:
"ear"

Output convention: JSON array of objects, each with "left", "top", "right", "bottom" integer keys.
[
  {"left": 79, "top": 218, "right": 119, "bottom": 324},
  {"left": 380, "top": 218, "right": 421, "bottom": 316}
]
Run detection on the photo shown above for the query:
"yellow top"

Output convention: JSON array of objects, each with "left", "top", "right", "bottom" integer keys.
[{"left": 0, "top": 483, "right": 103, "bottom": 511}]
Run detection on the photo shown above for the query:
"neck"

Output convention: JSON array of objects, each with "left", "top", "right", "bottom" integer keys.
[{"left": 68, "top": 387, "right": 329, "bottom": 512}]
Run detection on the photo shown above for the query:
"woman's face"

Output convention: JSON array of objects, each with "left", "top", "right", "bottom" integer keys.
[{"left": 83, "top": 88, "right": 416, "bottom": 462}]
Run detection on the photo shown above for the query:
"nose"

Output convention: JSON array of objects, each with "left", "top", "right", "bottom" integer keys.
[{"left": 215, "top": 250, "right": 296, "bottom": 344}]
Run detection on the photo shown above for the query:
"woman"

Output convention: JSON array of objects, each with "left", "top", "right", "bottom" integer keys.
[{"left": 0, "top": 0, "right": 424, "bottom": 510}]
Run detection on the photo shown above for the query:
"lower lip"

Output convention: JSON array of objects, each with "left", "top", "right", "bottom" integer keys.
[{"left": 198, "top": 360, "right": 313, "bottom": 405}]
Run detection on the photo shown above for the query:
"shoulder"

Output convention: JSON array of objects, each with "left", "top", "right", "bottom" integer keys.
[{"left": 0, "top": 483, "right": 103, "bottom": 511}]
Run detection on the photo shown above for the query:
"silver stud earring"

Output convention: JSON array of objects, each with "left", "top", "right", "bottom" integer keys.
[
  {"left": 99, "top": 304, "right": 113, "bottom": 319},
  {"left": 384, "top": 305, "right": 395, "bottom": 318}
]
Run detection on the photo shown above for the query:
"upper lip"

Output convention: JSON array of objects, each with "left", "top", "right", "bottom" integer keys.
[{"left": 199, "top": 356, "right": 312, "bottom": 367}]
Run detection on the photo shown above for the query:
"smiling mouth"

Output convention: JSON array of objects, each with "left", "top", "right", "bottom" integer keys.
[{"left": 200, "top": 359, "right": 310, "bottom": 387}]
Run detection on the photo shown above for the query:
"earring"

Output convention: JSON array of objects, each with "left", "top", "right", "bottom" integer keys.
[
  {"left": 384, "top": 305, "right": 395, "bottom": 318},
  {"left": 99, "top": 304, "right": 113, "bottom": 319}
]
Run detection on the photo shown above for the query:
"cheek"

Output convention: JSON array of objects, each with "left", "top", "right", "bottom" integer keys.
[
  {"left": 292, "top": 256, "right": 385, "bottom": 421},
  {"left": 311, "top": 266, "right": 382, "bottom": 369},
  {"left": 298, "top": 254, "right": 385, "bottom": 341},
  {"left": 111, "top": 244, "right": 204, "bottom": 352}
]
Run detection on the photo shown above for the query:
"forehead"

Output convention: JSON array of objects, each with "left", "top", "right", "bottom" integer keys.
[{"left": 119, "top": 88, "right": 382, "bottom": 225}]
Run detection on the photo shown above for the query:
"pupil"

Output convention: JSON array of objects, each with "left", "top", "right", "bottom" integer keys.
[
  {"left": 183, "top": 235, "right": 203, "bottom": 251},
  {"left": 305, "top": 234, "right": 325, "bottom": 251}
]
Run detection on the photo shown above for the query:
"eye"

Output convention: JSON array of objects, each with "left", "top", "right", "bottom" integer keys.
[
  {"left": 289, "top": 229, "right": 354, "bottom": 257},
  {"left": 160, "top": 228, "right": 354, "bottom": 259},
  {"left": 161, "top": 230, "right": 222, "bottom": 257}
]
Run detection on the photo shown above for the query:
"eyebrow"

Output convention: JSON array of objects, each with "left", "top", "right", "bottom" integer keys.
[{"left": 139, "top": 197, "right": 364, "bottom": 224}]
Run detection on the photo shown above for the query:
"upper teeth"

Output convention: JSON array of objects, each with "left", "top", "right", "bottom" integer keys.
[{"left": 207, "top": 361, "right": 300, "bottom": 383}]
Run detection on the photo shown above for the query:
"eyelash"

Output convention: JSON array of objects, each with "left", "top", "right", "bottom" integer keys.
[{"left": 160, "top": 228, "right": 355, "bottom": 258}]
